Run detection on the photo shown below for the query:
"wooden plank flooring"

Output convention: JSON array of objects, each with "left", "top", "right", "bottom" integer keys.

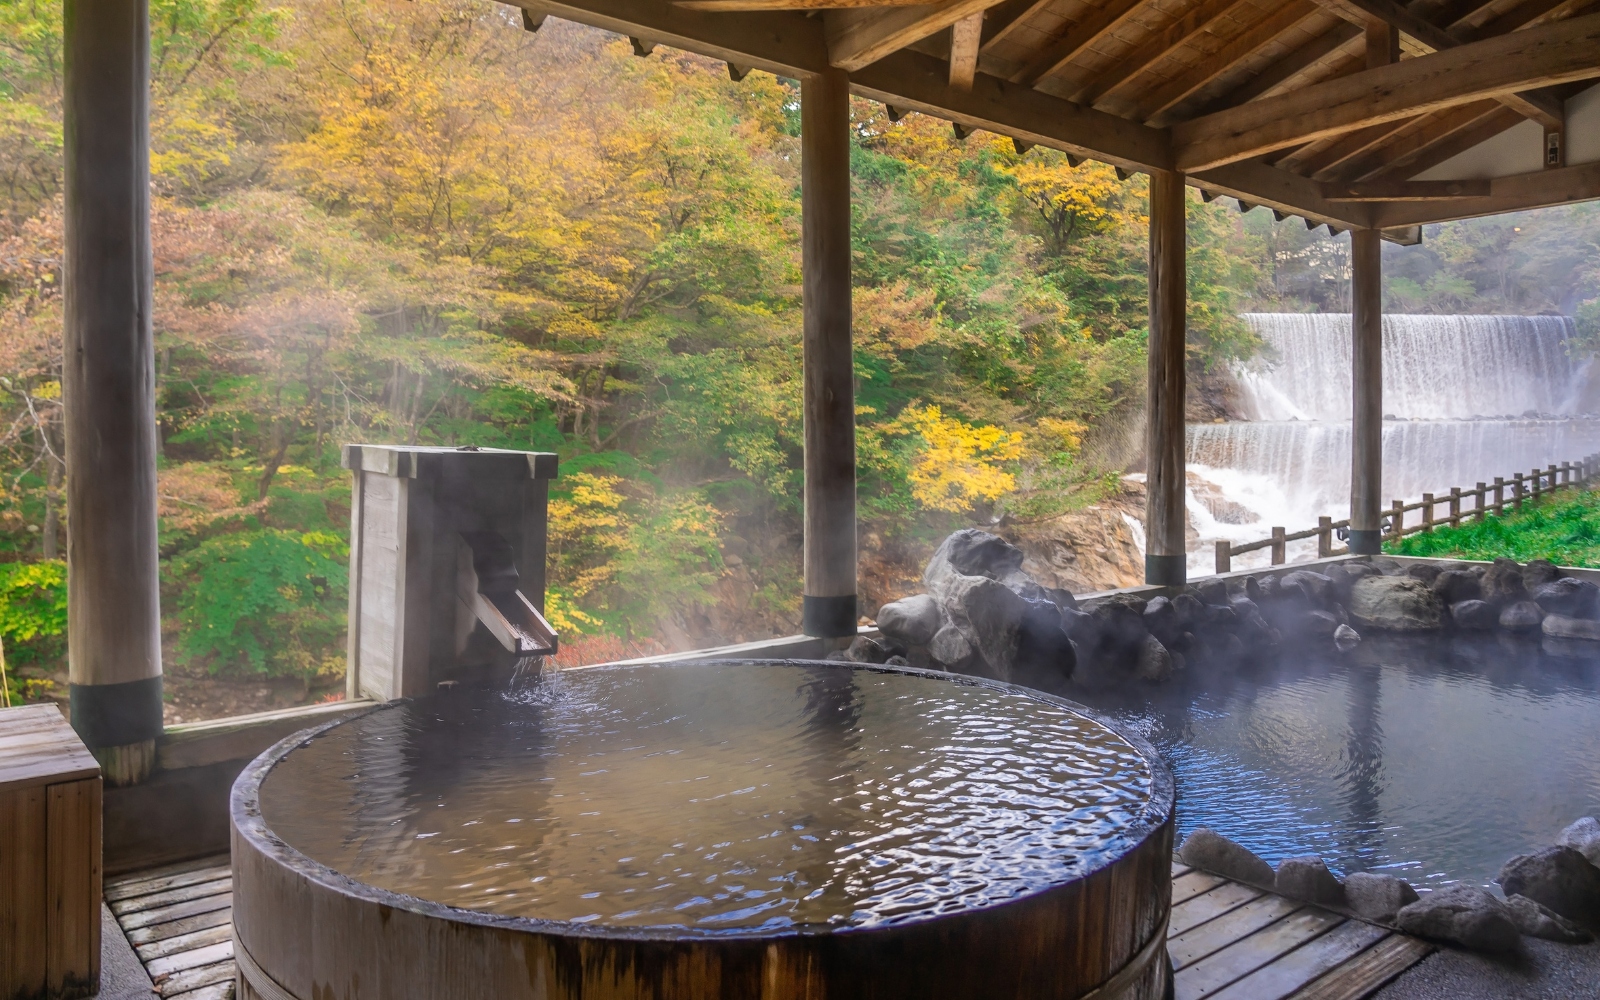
[
  {"left": 105, "top": 857, "right": 1432, "bottom": 1000},
  {"left": 105, "top": 857, "right": 234, "bottom": 999}
]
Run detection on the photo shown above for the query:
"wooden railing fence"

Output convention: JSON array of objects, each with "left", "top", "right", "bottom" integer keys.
[{"left": 1212, "top": 453, "right": 1600, "bottom": 575}]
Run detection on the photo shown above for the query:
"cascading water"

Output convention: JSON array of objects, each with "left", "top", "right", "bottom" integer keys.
[{"left": 1186, "top": 314, "right": 1600, "bottom": 573}]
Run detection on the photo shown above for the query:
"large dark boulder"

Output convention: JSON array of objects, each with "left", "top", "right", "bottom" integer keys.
[
  {"left": 1505, "top": 895, "right": 1594, "bottom": 943},
  {"left": 1281, "top": 571, "right": 1335, "bottom": 609},
  {"left": 1405, "top": 562, "right": 1443, "bottom": 584},
  {"left": 1533, "top": 577, "right": 1600, "bottom": 619},
  {"left": 1345, "top": 872, "right": 1419, "bottom": 921},
  {"left": 1450, "top": 599, "right": 1499, "bottom": 630},
  {"left": 1431, "top": 569, "right": 1482, "bottom": 605},
  {"left": 1396, "top": 886, "right": 1522, "bottom": 953},
  {"left": 1349, "top": 576, "right": 1443, "bottom": 631},
  {"left": 1543, "top": 615, "right": 1600, "bottom": 641},
  {"left": 1480, "top": 557, "right": 1528, "bottom": 606},
  {"left": 1522, "top": 558, "right": 1563, "bottom": 591},
  {"left": 1275, "top": 856, "right": 1346, "bottom": 906},
  {"left": 1499, "top": 600, "right": 1546, "bottom": 633},
  {"left": 876, "top": 594, "right": 941, "bottom": 646},
  {"left": 1499, "top": 846, "right": 1600, "bottom": 926},
  {"left": 1013, "top": 599, "right": 1076, "bottom": 679},
  {"left": 1558, "top": 817, "right": 1600, "bottom": 867}
]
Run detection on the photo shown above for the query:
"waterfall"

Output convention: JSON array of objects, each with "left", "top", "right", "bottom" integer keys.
[{"left": 1185, "top": 314, "right": 1600, "bottom": 573}]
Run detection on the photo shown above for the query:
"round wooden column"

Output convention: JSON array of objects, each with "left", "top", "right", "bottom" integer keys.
[
  {"left": 1349, "top": 227, "right": 1384, "bottom": 554},
  {"left": 63, "top": 0, "right": 163, "bottom": 785},
  {"left": 800, "top": 69, "right": 857, "bottom": 637},
  {"left": 1145, "top": 170, "right": 1187, "bottom": 586}
]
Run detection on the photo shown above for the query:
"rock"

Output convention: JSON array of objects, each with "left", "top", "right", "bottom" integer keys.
[
  {"left": 1557, "top": 817, "right": 1600, "bottom": 867},
  {"left": 1178, "top": 828, "right": 1274, "bottom": 885},
  {"left": 1297, "top": 610, "right": 1341, "bottom": 638},
  {"left": 1523, "top": 559, "right": 1563, "bottom": 591},
  {"left": 940, "top": 576, "right": 1027, "bottom": 679},
  {"left": 1405, "top": 563, "right": 1443, "bottom": 584},
  {"left": 1275, "top": 856, "right": 1346, "bottom": 906},
  {"left": 1134, "top": 635, "right": 1172, "bottom": 682},
  {"left": 1281, "top": 571, "right": 1335, "bottom": 608},
  {"left": 1481, "top": 557, "right": 1528, "bottom": 606},
  {"left": 1499, "top": 847, "right": 1600, "bottom": 926},
  {"left": 845, "top": 635, "right": 889, "bottom": 664},
  {"left": 876, "top": 594, "right": 942, "bottom": 646},
  {"left": 1194, "top": 580, "right": 1229, "bottom": 607},
  {"left": 1505, "top": 894, "right": 1595, "bottom": 943},
  {"left": 1349, "top": 576, "right": 1444, "bottom": 631},
  {"left": 928, "top": 625, "right": 975, "bottom": 673},
  {"left": 1450, "top": 599, "right": 1500, "bottom": 630},
  {"left": 1395, "top": 885, "right": 1522, "bottom": 953},
  {"left": 1333, "top": 623, "right": 1361, "bottom": 649},
  {"left": 1499, "top": 600, "right": 1546, "bottom": 633},
  {"left": 1171, "top": 593, "right": 1207, "bottom": 629},
  {"left": 1534, "top": 577, "right": 1600, "bottom": 619},
  {"left": 1014, "top": 599, "right": 1076, "bottom": 679},
  {"left": 883, "top": 655, "right": 909, "bottom": 667},
  {"left": 1344, "top": 872, "right": 1419, "bottom": 922},
  {"left": 924, "top": 529, "right": 1026, "bottom": 600},
  {"left": 1543, "top": 614, "right": 1600, "bottom": 641},
  {"left": 1431, "top": 569, "right": 1482, "bottom": 605}
]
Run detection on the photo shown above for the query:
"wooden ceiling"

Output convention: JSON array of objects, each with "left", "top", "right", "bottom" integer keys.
[{"left": 519, "top": 0, "right": 1600, "bottom": 234}]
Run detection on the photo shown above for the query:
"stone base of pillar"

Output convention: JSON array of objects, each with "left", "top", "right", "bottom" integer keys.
[
  {"left": 1145, "top": 554, "right": 1186, "bottom": 587},
  {"left": 1347, "top": 529, "right": 1384, "bottom": 555},
  {"left": 802, "top": 594, "right": 857, "bottom": 638},
  {"left": 70, "top": 676, "right": 162, "bottom": 786}
]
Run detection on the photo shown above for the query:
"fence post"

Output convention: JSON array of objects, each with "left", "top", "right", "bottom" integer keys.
[
  {"left": 1318, "top": 516, "right": 1332, "bottom": 558},
  {"left": 1390, "top": 500, "right": 1404, "bottom": 541},
  {"left": 1271, "top": 526, "right": 1286, "bottom": 565},
  {"left": 1514, "top": 472, "right": 1525, "bottom": 509},
  {"left": 1215, "top": 539, "right": 1230, "bottom": 575},
  {"left": 1476, "top": 482, "right": 1487, "bottom": 521},
  {"left": 1449, "top": 487, "right": 1461, "bottom": 527},
  {"left": 1422, "top": 493, "right": 1434, "bottom": 532},
  {"left": 1495, "top": 476, "right": 1506, "bottom": 513},
  {"left": 1531, "top": 468, "right": 1542, "bottom": 504},
  {"left": 1549, "top": 464, "right": 1559, "bottom": 493}
]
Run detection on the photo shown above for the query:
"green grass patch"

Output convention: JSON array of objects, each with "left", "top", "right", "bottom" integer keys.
[{"left": 1386, "top": 488, "right": 1600, "bottom": 567}]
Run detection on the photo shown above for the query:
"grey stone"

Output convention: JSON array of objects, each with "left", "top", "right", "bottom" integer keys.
[
  {"left": 1506, "top": 894, "right": 1595, "bottom": 943},
  {"left": 1395, "top": 885, "right": 1523, "bottom": 953},
  {"left": 1282, "top": 570, "right": 1335, "bottom": 608},
  {"left": 1500, "top": 847, "right": 1600, "bottom": 926},
  {"left": 1178, "top": 827, "right": 1274, "bottom": 885},
  {"left": 1481, "top": 557, "right": 1528, "bottom": 605},
  {"left": 1275, "top": 856, "right": 1347, "bottom": 906},
  {"left": 1345, "top": 872, "right": 1420, "bottom": 922},
  {"left": 1134, "top": 634, "right": 1172, "bottom": 683},
  {"left": 924, "top": 529, "right": 1025, "bottom": 599},
  {"left": 1450, "top": 599, "right": 1499, "bottom": 630},
  {"left": 1406, "top": 563, "right": 1444, "bottom": 584},
  {"left": 884, "top": 655, "right": 909, "bottom": 667},
  {"left": 928, "top": 624, "right": 975, "bottom": 673},
  {"left": 1499, "top": 600, "right": 1546, "bottom": 633},
  {"left": 1534, "top": 578, "right": 1600, "bottom": 619},
  {"left": 846, "top": 635, "right": 889, "bottom": 664},
  {"left": 1543, "top": 615, "right": 1600, "bottom": 641},
  {"left": 1432, "top": 569, "right": 1482, "bottom": 605},
  {"left": 1523, "top": 559, "right": 1563, "bottom": 591},
  {"left": 1014, "top": 599, "right": 1075, "bottom": 679},
  {"left": 1334, "top": 623, "right": 1361, "bottom": 649},
  {"left": 876, "top": 594, "right": 942, "bottom": 646},
  {"left": 1298, "top": 609, "right": 1341, "bottom": 637},
  {"left": 941, "top": 575, "right": 1028, "bottom": 680},
  {"left": 1557, "top": 817, "right": 1600, "bottom": 868},
  {"left": 1350, "top": 576, "right": 1444, "bottom": 631}
]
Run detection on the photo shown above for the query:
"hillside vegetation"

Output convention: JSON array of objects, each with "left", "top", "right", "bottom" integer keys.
[{"left": 1, "top": 0, "right": 1597, "bottom": 709}]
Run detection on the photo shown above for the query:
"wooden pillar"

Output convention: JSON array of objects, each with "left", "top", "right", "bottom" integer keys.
[
  {"left": 62, "top": 0, "right": 162, "bottom": 786},
  {"left": 1145, "top": 169, "right": 1186, "bottom": 585},
  {"left": 1348, "top": 228, "right": 1383, "bottom": 554},
  {"left": 800, "top": 69, "right": 856, "bottom": 637}
]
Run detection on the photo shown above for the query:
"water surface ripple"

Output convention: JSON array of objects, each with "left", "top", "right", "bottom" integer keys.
[{"left": 260, "top": 663, "right": 1156, "bottom": 931}]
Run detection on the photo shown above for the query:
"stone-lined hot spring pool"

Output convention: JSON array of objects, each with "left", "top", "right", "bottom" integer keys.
[{"left": 1072, "top": 632, "right": 1600, "bottom": 892}]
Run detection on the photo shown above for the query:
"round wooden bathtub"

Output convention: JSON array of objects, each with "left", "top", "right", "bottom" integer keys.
[{"left": 231, "top": 660, "right": 1175, "bottom": 1000}]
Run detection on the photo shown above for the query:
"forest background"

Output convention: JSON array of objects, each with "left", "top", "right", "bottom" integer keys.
[{"left": 2, "top": 0, "right": 1598, "bottom": 713}]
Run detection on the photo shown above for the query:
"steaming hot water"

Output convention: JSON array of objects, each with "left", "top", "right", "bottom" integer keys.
[
  {"left": 1186, "top": 315, "right": 1600, "bottom": 572},
  {"left": 259, "top": 662, "right": 1160, "bottom": 931}
]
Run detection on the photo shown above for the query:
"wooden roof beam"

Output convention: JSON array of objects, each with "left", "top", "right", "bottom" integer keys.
[
  {"left": 1008, "top": 0, "right": 1148, "bottom": 87},
  {"left": 950, "top": 11, "right": 982, "bottom": 89},
  {"left": 978, "top": 0, "right": 1054, "bottom": 51},
  {"left": 1340, "top": 0, "right": 1565, "bottom": 126},
  {"left": 1173, "top": 11, "right": 1600, "bottom": 171},
  {"left": 1139, "top": 0, "right": 1323, "bottom": 124},
  {"left": 1192, "top": 21, "right": 1362, "bottom": 113},
  {"left": 1071, "top": 0, "right": 1259, "bottom": 108},
  {"left": 1193, "top": 158, "right": 1377, "bottom": 227},
  {"left": 1373, "top": 158, "right": 1600, "bottom": 224},
  {"left": 1335, "top": 100, "right": 1510, "bottom": 180},
  {"left": 1319, "top": 178, "right": 1491, "bottom": 198},
  {"left": 827, "top": 0, "right": 1004, "bottom": 72}
]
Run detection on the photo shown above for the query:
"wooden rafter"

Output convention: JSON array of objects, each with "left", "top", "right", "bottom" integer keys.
[
  {"left": 1319, "top": 178, "right": 1492, "bottom": 198},
  {"left": 1071, "top": 0, "right": 1259, "bottom": 108},
  {"left": 1360, "top": 104, "right": 1524, "bottom": 179},
  {"left": 827, "top": 0, "right": 1003, "bottom": 71},
  {"left": 1191, "top": 21, "right": 1361, "bottom": 113},
  {"left": 977, "top": 0, "right": 1052, "bottom": 50},
  {"left": 676, "top": 0, "right": 926, "bottom": 9},
  {"left": 950, "top": 11, "right": 982, "bottom": 89},
  {"left": 1374, "top": 159, "right": 1600, "bottom": 224},
  {"left": 1007, "top": 0, "right": 1147, "bottom": 87},
  {"left": 1137, "top": 0, "right": 1322, "bottom": 123},
  {"left": 1173, "top": 11, "right": 1600, "bottom": 172}
]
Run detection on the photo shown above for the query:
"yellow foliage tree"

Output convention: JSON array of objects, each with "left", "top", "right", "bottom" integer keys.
[{"left": 892, "top": 404, "right": 1022, "bottom": 512}]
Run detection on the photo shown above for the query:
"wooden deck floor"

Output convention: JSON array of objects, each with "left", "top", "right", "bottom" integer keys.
[{"left": 105, "top": 859, "right": 1433, "bottom": 999}]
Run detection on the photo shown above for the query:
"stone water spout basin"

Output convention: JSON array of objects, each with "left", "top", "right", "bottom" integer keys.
[{"left": 230, "top": 660, "right": 1174, "bottom": 999}]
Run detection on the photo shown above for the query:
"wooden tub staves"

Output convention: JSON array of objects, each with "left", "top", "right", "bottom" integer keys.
[{"left": 230, "top": 661, "right": 1176, "bottom": 1000}]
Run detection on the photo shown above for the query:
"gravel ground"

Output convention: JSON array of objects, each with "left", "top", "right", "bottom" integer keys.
[{"left": 1374, "top": 937, "right": 1600, "bottom": 1000}]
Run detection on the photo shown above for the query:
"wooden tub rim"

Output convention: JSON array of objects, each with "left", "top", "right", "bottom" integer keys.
[{"left": 230, "top": 657, "right": 1176, "bottom": 946}]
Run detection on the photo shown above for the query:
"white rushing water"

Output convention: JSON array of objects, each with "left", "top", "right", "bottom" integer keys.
[{"left": 1185, "top": 314, "right": 1600, "bottom": 572}]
